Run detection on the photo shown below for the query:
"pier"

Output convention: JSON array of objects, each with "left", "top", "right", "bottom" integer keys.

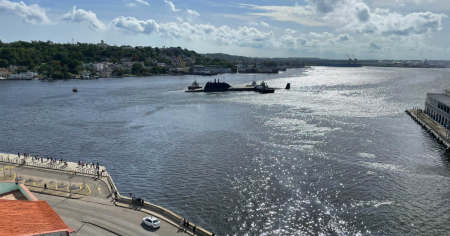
[
  {"left": 0, "top": 152, "right": 214, "bottom": 236},
  {"left": 406, "top": 109, "right": 450, "bottom": 149}
]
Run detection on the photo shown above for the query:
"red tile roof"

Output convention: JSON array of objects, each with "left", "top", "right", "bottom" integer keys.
[{"left": 0, "top": 200, "right": 74, "bottom": 236}]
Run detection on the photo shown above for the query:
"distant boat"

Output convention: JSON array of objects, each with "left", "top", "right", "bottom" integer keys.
[
  {"left": 188, "top": 80, "right": 202, "bottom": 90},
  {"left": 255, "top": 81, "right": 274, "bottom": 93},
  {"left": 72, "top": 87, "right": 78, "bottom": 92}
]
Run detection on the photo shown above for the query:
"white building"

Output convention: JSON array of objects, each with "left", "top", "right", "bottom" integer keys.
[
  {"left": 157, "top": 63, "right": 166, "bottom": 67},
  {"left": 9, "top": 71, "right": 38, "bottom": 79},
  {"left": 97, "top": 40, "right": 108, "bottom": 49},
  {"left": 122, "top": 61, "right": 144, "bottom": 68},
  {"left": 93, "top": 63, "right": 104, "bottom": 71}
]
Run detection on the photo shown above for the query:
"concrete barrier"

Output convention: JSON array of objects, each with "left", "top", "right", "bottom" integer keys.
[{"left": 116, "top": 196, "right": 213, "bottom": 236}]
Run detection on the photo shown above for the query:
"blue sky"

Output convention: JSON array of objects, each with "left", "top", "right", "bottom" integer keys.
[{"left": 0, "top": 0, "right": 449, "bottom": 59}]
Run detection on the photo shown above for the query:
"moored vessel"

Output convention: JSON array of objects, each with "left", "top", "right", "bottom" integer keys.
[
  {"left": 188, "top": 80, "right": 202, "bottom": 90},
  {"left": 203, "top": 79, "right": 231, "bottom": 92},
  {"left": 255, "top": 81, "right": 274, "bottom": 93}
]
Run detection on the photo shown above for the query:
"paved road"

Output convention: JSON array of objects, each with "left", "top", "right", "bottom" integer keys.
[
  {"left": 2, "top": 164, "right": 191, "bottom": 236},
  {"left": 34, "top": 193, "right": 191, "bottom": 236},
  {"left": 11, "top": 165, "right": 109, "bottom": 198}
]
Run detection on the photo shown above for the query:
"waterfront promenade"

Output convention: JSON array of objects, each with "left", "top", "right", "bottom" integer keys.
[
  {"left": 406, "top": 109, "right": 450, "bottom": 149},
  {"left": 0, "top": 152, "right": 214, "bottom": 236}
]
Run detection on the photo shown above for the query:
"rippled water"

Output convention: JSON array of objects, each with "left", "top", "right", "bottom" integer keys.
[{"left": 2, "top": 67, "right": 450, "bottom": 235}]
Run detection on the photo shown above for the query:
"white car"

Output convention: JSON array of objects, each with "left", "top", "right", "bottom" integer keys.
[{"left": 143, "top": 216, "right": 161, "bottom": 228}]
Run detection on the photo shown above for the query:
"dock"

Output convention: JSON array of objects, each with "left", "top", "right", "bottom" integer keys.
[{"left": 406, "top": 109, "right": 450, "bottom": 149}]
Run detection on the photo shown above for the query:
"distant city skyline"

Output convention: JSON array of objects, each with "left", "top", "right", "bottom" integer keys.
[{"left": 0, "top": 0, "right": 449, "bottom": 60}]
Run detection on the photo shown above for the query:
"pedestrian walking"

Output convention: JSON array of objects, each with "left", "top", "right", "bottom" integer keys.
[
  {"left": 212, "top": 233, "right": 215, "bottom": 236},
  {"left": 18, "top": 152, "right": 20, "bottom": 158},
  {"left": 44, "top": 183, "right": 47, "bottom": 190},
  {"left": 179, "top": 218, "right": 184, "bottom": 229},
  {"left": 183, "top": 219, "right": 187, "bottom": 227},
  {"left": 193, "top": 226, "right": 196, "bottom": 235}
]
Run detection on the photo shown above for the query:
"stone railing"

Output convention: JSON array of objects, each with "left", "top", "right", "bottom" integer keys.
[
  {"left": 116, "top": 196, "right": 213, "bottom": 236},
  {"left": 0, "top": 157, "right": 107, "bottom": 177}
]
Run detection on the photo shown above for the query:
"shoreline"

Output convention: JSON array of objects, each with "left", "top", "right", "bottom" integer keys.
[{"left": 0, "top": 152, "right": 214, "bottom": 236}]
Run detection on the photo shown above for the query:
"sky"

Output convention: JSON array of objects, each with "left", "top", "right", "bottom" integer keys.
[{"left": 0, "top": 0, "right": 449, "bottom": 59}]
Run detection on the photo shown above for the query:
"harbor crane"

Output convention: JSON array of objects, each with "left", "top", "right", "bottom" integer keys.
[
  {"left": 241, "top": 56, "right": 247, "bottom": 67},
  {"left": 352, "top": 55, "right": 358, "bottom": 65},
  {"left": 347, "top": 55, "right": 353, "bottom": 64},
  {"left": 178, "top": 55, "right": 188, "bottom": 72}
]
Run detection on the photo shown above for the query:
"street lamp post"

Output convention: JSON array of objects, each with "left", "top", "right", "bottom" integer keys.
[
  {"left": 7, "top": 154, "right": 11, "bottom": 177},
  {"left": 82, "top": 166, "right": 85, "bottom": 189},
  {"left": 2, "top": 156, "right": 5, "bottom": 181}
]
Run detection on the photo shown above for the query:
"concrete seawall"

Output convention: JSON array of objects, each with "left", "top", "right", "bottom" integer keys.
[
  {"left": 406, "top": 109, "right": 450, "bottom": 149},
  {"left": 0, "top": 152, "right": 214, "bottom": 236}
]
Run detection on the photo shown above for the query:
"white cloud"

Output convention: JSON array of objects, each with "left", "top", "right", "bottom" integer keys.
[
  {"left": 164, "top": 0, "right": 180, "bottom": 12},
  {"left": 186, "top": 9, "right": 200, "bottom": 22},
  {"left": 248, "top": 22, "right": 259, "bottom": 26},
  {"left": 286, "top": 29, "right": 297, "bottom": 34},
  {"left": 370, "top": 41, "right": 381, "bottom": 50},
  {"left": 0, "top": 0, "right": 51, "bottom": 24},
  {"left": 279, "top": 35, "right": 307, "bottom": 48},
  {"left": 239, "top": 3, "right": 325, "bottom": 27},
  {"left": 135, "top": 0, "right": 149, "bottom": 5},
  {"left": 260, "top": 21, "right": 269, "bottom": 27},
  {"left": 126, "top": 3, "right": 137, "bottom": 7},
  {"left": 111, "top": 16, "right": 159, "bottom": 34},
  {"left": 309, "top": 31, "right": 334, "bottom": 38},
  {"left": 336, "top": 34, "right": 351, "bottom": 41},
  {"left": 240, "top": 1, "right": 447, "bottom": 41},
  {"left": 62, "top": 6, "right": 106, "bottom": 31}
]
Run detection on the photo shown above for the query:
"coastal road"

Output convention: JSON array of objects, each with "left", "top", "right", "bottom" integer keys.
[
  {"left": 5, "top": 164, "right": 191, "bottom": 236},
  {"left": 11, "top": 165, "right": 109, "bottom": 198},
  {"left": 34, "top": 193, "right": 190, "bottom": 236}
]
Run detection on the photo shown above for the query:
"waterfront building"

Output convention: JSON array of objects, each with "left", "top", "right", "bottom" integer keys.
[
  {"left": 8, "top": 71, "right": 38, "bottom": 79},
  {"left": 425, "top": 90, "right": 450, "bottom": 127},
  {"left": 0, "top": 182, "right": 76, "bottom": 235},
  {"left": 93, "top": 62, "right": 104, "bottom": 71},
  {"left": 0, "top": 68, "right": 10, "bottom": 78}
]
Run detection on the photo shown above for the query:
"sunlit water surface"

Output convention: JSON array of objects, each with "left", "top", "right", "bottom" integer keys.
[{"left": 1, "top": 67, "right": 450, "bottom": 235}]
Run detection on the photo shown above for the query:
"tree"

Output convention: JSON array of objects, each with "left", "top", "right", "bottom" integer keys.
[
  {"left": 62, "top": 64, "right": 69, "bottom": 73},
  {"left": 132, "top": 63, "right": 144, "bottom": 74},
  {"left": 0, "top": 59, "right": 8, "bottom": 67}
]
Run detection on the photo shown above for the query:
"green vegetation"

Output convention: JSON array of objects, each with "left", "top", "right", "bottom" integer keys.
[{"left": 0, "top": 40, "right": 237, "bottom": 78}]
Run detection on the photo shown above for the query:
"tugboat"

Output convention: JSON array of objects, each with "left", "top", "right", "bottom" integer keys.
[
  {"left": 203, "top": 78, "right": 231, "bottom": 92},
  {"left": 246, "top": 81, "right": 257, "bottom": 87},
  {"left": 72, "top": 87, "right": 78, "bottom": 92},
  {"left": 255, "top": 81, "right": 274, "bottom": 93},
  {"left": 188, "top": 80, "right": 202, "bottom": 90}
]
